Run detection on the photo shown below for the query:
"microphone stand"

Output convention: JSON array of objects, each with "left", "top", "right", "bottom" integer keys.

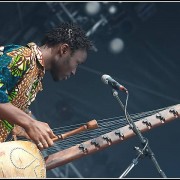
[{"left": 111, "top": 89, "right": 167, "bottom": 178}]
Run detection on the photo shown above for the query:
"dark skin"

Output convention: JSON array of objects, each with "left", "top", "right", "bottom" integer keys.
[
  {"left": 40, "top": 43, "right": 87, "bottom": 81},
  {"left": 1, "top": 43, "right": 87, "bottom": 150}
]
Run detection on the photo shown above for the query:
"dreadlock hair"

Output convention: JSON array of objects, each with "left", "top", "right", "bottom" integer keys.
[{"left": 42, "top": 22, "right": 94, "bottom": 53}]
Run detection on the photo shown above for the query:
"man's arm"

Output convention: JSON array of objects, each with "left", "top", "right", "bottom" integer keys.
[
  {"left": 0, "top": 47, "right": 56, "bottom": 149},
  {"left": 0, "top": 102, "right": 56, "bottom": 150}
]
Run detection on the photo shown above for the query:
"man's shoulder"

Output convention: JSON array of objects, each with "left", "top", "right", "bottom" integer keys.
[
  {"left": 5, "top": 44, "right": 32, "bottom": 58},
  {"left": 0, "top": 44, "right": 29, "bottom": 68}
]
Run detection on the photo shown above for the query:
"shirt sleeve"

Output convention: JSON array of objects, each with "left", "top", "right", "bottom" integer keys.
[
  {"left": 0, "top": 46, "right": 31, "bottom": 103},
  {"left": 0, "top": 46, "right": 12, "bottom": 103}
]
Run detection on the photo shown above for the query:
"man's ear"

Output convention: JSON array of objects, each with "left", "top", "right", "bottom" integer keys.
[{"left": 60, "top": 44, "right": 69, "bottom": 55}]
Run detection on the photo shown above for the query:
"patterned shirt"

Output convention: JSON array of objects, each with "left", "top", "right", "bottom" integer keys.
[{"left": 0, "top": 42, "right": 45, "bottom": 142}]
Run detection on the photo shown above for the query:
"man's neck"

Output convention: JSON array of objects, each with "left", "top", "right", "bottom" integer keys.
[{"left": 39, "top": 45, "right": 52, "bottom": 70}]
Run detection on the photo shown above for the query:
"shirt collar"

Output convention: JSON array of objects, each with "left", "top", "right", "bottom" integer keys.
[{"left": 26, "top": 42, "right": 45, "bottom": 72}]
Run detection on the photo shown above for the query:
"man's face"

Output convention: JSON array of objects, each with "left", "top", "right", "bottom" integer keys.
[{"left": 51, "top": 46, "right": 87, "bottom": 81}]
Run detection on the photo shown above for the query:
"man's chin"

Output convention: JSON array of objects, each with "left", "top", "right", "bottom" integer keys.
[
  {"left": 51, "top": 73, "right": 67, "bottom": 81},
  {"left": 50, "top": 70, "right": 63, "bottom": 81},
  {"left": 53, "top": 76, "right": 66, "bottom": 82},
  {"left": 52, "top": 75, "right": 60, "bottom": 82}
]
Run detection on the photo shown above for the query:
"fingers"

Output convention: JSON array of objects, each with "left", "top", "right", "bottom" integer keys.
[
  {"left": 48, "top": 129, "right": 57, "bottom": 139},
  {"left": 25, "top": 121, "right": 56, "bottom": 150},
  {"left": 35, "top": 129, "right": 55, "bottom": 150},
  {"left": 36, "top": 141, "right": 44, "bottom": 151},
  {"left": 35, "top": 137, "right": 53, "bottom": 150},
  {"left": 43, "top": 123, "right": 57, "bottom": 139},
  {"left": 36, "top": 141, "right": 45, "bottom": 151},
  {"left": 45, "top": 129, "right": 56, "bottom": 147}
]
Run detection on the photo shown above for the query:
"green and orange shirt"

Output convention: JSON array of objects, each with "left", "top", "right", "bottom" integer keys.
[{"left": 0, "top": 42, "right": 45, "bottom": 142}]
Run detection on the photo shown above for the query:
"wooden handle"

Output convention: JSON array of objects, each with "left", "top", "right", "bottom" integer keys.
[
  {"left": 86, "top": 119, "right": 98, "bottom": 130},
  {"left": 52, "top": 119, "right": 98, "bottom": 142}
]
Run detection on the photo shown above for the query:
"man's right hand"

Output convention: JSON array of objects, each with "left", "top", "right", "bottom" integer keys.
[
  {"left": 0, "top": 103, "right": 57, "bottom": 150},
  {"left": 24, "top": 119, "right": 57, "bottom": 150}
]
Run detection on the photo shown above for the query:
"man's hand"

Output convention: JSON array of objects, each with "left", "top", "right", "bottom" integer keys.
[
  {"left": 0, "top": 103, "right": 57, "bottom": 150},
  {"left": 12, "top": 121, "right": 56, "bottom": 150},
  {"left": 24, "top": 120, "right": 57, "bottom": 150},
  {"left": 12, "top": 125, "right": 30, "bottom": 140}
]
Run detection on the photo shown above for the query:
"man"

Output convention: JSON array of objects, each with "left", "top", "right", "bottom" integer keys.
[{"left": 0, "top": 22, "right": 93, "bottom": 150}]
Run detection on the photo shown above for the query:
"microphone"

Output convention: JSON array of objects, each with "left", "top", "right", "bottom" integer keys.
[{"left": 101, "top": 74, "right": 128, "bottom": 93}]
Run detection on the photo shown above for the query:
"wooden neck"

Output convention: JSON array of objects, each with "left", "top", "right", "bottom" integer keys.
[{"left": 45, "top": 104, "right": 180, "bottom": 170}]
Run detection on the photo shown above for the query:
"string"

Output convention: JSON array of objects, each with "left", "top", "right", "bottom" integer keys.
[
  {"left": 51, "top": 106, "right": 168, "bottom": 134},
  {"left": 44, "top": 105, "right": 173, "bottom": 154},
  {"left": 9, "top": 105, "right": 173, "bottom": 155},
  {"left": 43, "top": 107, "right": 171, "bottom": 153}
]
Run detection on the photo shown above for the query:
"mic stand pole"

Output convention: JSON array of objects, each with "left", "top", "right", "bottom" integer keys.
[{"left": 111, "top": 89, "right": 167, "bottom": 178}]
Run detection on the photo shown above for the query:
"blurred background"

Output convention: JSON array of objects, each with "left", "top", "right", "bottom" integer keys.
[{"left": 1, "top": 1, "right": 180, "bottom": 178}]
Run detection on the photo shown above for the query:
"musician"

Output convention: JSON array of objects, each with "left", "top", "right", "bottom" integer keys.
[{"left": 0, "top": 22, "right": 93, "bottom": 150}]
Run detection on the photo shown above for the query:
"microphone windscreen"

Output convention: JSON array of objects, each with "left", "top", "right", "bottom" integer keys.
[{"left": 101, "top": 74, "right": 110, "bottom": 84}]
